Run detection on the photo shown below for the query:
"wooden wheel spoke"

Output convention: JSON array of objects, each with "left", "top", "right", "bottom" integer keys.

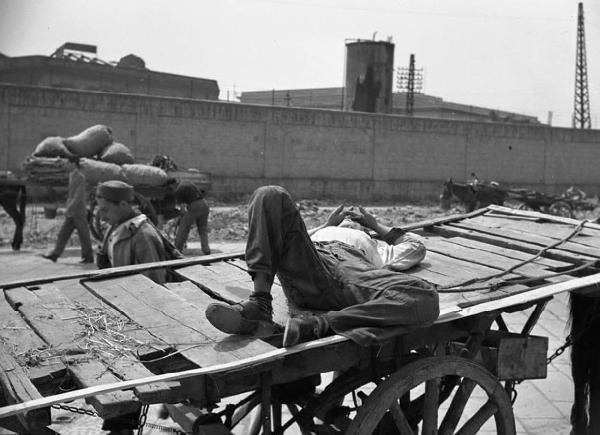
[
  {"left": 455, "top": 400, "right": 498, "bottom": 435},
  {"left": 422, "top": 377, "right": 441, "bottom": 434},
  {"left": 389, "top": 400, "right": 416, "bottom": 435},
  {"left": 344, "top": 356, "right": 515, "bottom": 435},
  {"left": 438, "top": 378, "right": 476, "bottom": 435},
  {"left": 230, "top": 393, "right": 261, "bottom": 427}
]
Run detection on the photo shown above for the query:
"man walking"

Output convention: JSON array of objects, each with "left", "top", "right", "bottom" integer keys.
[{"left": 42, "top": 156, "right": 94, "bottom": 263}]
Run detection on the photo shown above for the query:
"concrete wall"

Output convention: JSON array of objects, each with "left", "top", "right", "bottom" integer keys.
[{"left": 2, "top": 83, "right": 600, "bottom": 200}]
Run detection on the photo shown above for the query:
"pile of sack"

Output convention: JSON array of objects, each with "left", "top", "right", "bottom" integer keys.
[{"left": 28, "top": 125, "right": 169, "bottom": 186}]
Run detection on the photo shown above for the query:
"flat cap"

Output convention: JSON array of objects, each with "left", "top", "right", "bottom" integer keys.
[{"left": 96, "top": 180, "right": 135, "bottom": 202}]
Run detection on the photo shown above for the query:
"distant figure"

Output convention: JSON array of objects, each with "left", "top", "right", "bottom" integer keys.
[
  {"left": 42, "top": 156, "right": 94, "bottom": 263},
  {"left": 95, "top": 180, "right": 181, "bottom": 284},
  {"left": 174, "top": 181, "right": 210, "bottom": 255},
  {"left": 469, "top": 172, "right": 480, "bottom": 187}
]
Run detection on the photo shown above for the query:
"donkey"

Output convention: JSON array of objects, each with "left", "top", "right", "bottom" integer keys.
[
  {"left": 0, "top": 184, "right": 27, "bottom": 250},
  {"left": 569, "top": 291, "right": 600, "bottom": 435},
  {"left": 441, "top": 178, "right": 507, "bottom": 212}
]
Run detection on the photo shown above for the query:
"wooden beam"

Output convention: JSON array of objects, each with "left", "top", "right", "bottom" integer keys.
[
  {"left": 0, "top": 251, "right": 244, "bottom": 290},
  {"left": 488, "top": 205, "right": 600, "bottom": 229},
  {"left": 0, "top": 343, "right": 50, "bottom": 431}
]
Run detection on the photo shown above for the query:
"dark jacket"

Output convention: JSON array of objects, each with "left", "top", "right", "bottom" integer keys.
[{"left": 98, "top": 214, "right": 170, "bottom": 284}]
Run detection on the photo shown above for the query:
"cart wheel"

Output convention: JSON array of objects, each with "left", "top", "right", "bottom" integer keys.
[
  {"left": 517, "top": 202, "right": 545, "bottom": 212},
  {"left": 345, "top": 356, "right": 515, "bottom": 435},
  {"left": 548, "top": 200, "right": 573, "bottom": 218},
  {"left": 517, "top": 202, "right": 535, "bottom": 211}
]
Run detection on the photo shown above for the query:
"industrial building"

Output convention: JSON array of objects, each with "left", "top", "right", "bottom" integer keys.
[
  {"left": 239, "top": 88, "right": 540, "bottom": 123},
  {"left": 240, "top": 39, "right": 540, "bottom": 124},
  {"left": 0, "top": 42, "right": 219, "bottom": 100}
]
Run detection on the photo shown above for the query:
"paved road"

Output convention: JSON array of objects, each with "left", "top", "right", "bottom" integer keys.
[{"left": 0, "top": 243, "right": 573, "bottom": 434}]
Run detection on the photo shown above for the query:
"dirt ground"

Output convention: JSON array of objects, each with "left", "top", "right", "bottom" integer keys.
[{"left": 0, "top": 197, "right": 461, "bottom": 250}]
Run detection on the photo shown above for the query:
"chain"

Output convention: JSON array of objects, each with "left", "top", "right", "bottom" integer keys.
[
  {"left": 51, "top": 403, "right": 98, "bottom": 417},
  {"left": 137, "top": 404, "right": 149, "bottom": 435},
  {"left": 143, "top": 422, "right": 187, "bottom": 434},
  {"left": 51, "top": 402, "right": 186, "bottom": 434},
  {"left": 547, "top": 335, "right": 573, "bottom": 365}
]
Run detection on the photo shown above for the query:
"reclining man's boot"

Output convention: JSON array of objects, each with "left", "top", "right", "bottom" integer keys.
[
  {"left": 283, "top": 315, "right": 330, "bottom": 347},
  {"left": 205, "top": 292, "right": 275, "bottom": 336}
]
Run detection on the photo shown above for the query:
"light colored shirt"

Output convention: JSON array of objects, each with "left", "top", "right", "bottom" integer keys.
[
  {"left": 311, "top": 226, "right": 426, "bottom": 271},
  {"left": 311, "top": 226, "right": 383, "bottom": 267}
]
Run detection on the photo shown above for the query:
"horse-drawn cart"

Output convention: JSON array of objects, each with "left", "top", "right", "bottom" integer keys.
[
  {"left": 0, "top": 160, "right": 211, "bottom": 246},
  {"left": 2, "top": 206, "right": 600, "bottom": 434},
  {"left": 442, "top": 179, "right": 598, "bottom": 219},
  {"left": 506, "top": 188, "right": 597, "bottom": 219}
]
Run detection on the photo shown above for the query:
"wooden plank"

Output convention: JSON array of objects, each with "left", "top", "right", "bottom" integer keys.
[
  {"left": 488, "top": 204, "right": 600, "bottom": 228},
  {"left": 425, "top": 251, "right": 521, "bottom": 284},
  {"left": 54, "top": 279, "right": 169, "bottom": 357},
  {"left": 83, "top": 274, "right": 276, "bottom": 368},
  {"left": 0, "top": 292, "right": 66, "bottom": 393},
  {"left": 3, "top": 286, "right": 89, "bottom": 353},
  {"left": 430, "top": 236, "right": 570, "bottom": 269},
  {"left": 468, "top": 215, "right": 600, "bottom": 250},
  {"left": 109, "top": 359, "right": 183, "bottom": 404},
  {"left": 429, "top": 222, "right": 596, "bottom": 263},
  {"left": 5, "top": 283, "right": 182, "bottom": 410},
  {"left": 0, "top": 251, "right": 245, "bottom": 290},
  {"left": 66, "top": 358, "right": 140, "bottom": 419},
  {"left": 174, "top": 263, "right": 253, "bottom": 304},
  {"left": 422, "top": 237, "right": 568, "bottom": 283},
  {"left": 453, "top": 219, "right": 600, "bottom": 258},
  {"left": 0, "top": 292, "right": 52, "bottom": 363},
  {"left": 0, "top": 343, "right": 50, "bottom": 432}
]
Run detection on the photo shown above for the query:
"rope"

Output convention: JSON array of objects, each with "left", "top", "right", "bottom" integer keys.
[{"left": 437, "top": 218, "right": 593, "bottom": 293}]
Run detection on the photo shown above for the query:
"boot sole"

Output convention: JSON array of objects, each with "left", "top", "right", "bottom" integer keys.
[{"left": 206, "top": 303, "right": 276, "bottom": 337}]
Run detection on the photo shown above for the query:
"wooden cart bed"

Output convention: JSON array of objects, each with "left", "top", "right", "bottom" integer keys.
[{"left": 2, "top": 205, "right": 600, "bottom": 434}]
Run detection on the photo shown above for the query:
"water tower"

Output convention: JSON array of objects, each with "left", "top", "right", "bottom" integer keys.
[{"left": 344, "top": 39, "right": 395, "bottom": 113}]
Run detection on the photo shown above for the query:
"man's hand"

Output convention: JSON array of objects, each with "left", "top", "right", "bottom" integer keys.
[
  {"left": 324, "top": 204, "right": 348, "bottom": 227},
  {"left": 347, "top": 206, "right": 378, "bottom": 231}
]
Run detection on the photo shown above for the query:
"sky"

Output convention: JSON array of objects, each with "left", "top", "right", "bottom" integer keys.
[{"left": 1, "top": 0, "right": 599, "bottom": 127}]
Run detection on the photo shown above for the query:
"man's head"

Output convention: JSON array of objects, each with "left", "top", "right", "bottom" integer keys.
[{"left": 95, "top": 180, "right": 136, "bottom": 225}]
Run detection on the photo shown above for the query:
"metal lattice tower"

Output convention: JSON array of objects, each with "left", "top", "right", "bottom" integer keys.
[
  {"left": 396, "top": 54, "right": 423, "bottom": 115},
  {"left": 573, "top": 2, "right": 591, "bottom": 129},
  {"left": 406, "top": 54, "right": 416, "bottom": 115}
]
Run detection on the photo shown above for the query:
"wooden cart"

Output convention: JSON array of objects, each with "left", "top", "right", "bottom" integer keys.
[{"left": 2, "top": 205, "right": 600, "bottom": 434}]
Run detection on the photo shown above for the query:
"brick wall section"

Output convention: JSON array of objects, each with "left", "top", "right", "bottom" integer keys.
[{"left": 1, "top": 83, "right": 600, "bottom": 200}]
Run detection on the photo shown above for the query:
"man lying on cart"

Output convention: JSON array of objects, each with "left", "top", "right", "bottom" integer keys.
[{"left": 206, "top": 185, "right": 440, "bottom": 347}]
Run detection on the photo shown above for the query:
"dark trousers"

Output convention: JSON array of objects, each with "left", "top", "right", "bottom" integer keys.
[
  {"left": 245, "top": 186, "right": 439, "bottom": 344},
  {"left": 51, "top": 214, "right": 93, "bottom": 260},
  {"left": 174, "top": 199, "right": 210, "bottom": 254}
]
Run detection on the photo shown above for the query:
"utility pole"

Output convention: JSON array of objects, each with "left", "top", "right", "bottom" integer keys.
[
  {"left": 406, "top": 54, "right": 416, "bottom": 116},
  {"left": 396, "top": 54, "right": 423, "bottom": 115},
  {"left": 573, "top": 2, "right": 591, "bottom": 129}
]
